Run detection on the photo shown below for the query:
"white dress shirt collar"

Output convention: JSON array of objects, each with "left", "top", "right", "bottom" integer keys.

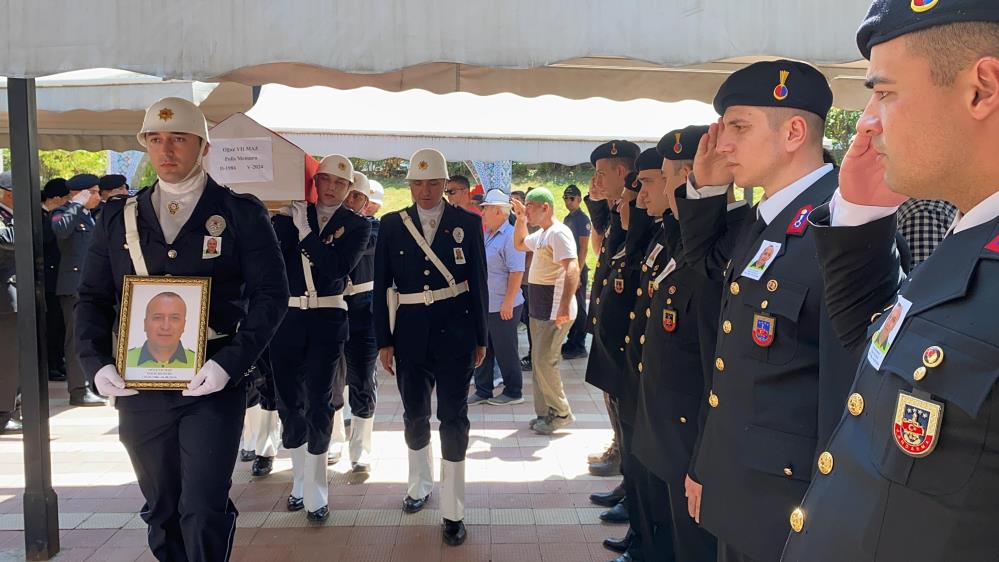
[
  {"left": 416, "top": 200, "right": 446, "bottom": 243},
  {"left": 952, "top": 190, "right": 999, "bottom": 234},
  {"left": 758, "top": 164, "right": 834, "bottom": 224}
]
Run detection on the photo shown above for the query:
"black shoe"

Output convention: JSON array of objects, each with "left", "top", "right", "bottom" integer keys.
[
  {"left": 240, "top": 449, "right": 256, "bottom": 462},
  {"left": 520, "top": 357, "right": 532, "bottom": 372},
  {"left": 48, "top": 370, "right": 66, "bottom": 382},
  {"left": 442, "top": 518, "right": 467, "bottom": 546},
  {"left": 589, "top": 451, "right": 622, "bottom": 477},
  {"left": 69, "top": 388, "right": 108, "bottom": 407},
  {"left": 403, "top": 494, "right": 429, "bottom": 514},
  {"left": 1, "top": 418, "right": 22, "bottom": 435},
  {"left": 306, "top": 505, "right": 329, "bottom": 522},
  {"left": 351, "top": 462, "right": 371, "bottom": 474},
  {"left": 561, "top": 347, "right": 588, "bottom": 360},
  {"left": 287, "top": 495, "right": 304, "bottom": 512},
  {"left": 600, "top": 500, "right": 629, "bottom": 524},
  {"left": 610, "top": 552, "right": 635, "bottom": 562},
  {"left": 590, "top": 484, "right": 626, "bottom": 507},
  {"left": 603, "top": 529, "right": 633, "bottom": 553},
  {"left": 251, "top": 456, "right": 273, "bottom": 477}
]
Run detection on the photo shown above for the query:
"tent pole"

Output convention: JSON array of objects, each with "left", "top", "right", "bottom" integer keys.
[{"left": 9, "top": 77, "right": 60, "bottom": 561}]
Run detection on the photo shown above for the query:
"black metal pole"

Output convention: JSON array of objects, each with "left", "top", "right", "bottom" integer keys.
[{"left": 8, "top": 77, "right": 59, "bottom": 561}]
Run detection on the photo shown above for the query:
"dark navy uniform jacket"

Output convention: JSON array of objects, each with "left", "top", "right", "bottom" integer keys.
[
  {"left": 584, "top": 196, "right": 626, "bottom": 334},
  {"left": 75, "top": 177, "right": 290, "bottom": 410},
  {"left": 373, "top": 204, "right": 487, "bottom": 363},
  {"left": 676, "top": 169, "right": 857, "bottom": 562},
  {"left": 0, "top": 208, "right": 14, "bottom": 315},
  {"left": 51, "top": 200, "right": 96, "bottom": 296},
  {"left": 346, "top": 216, "right": 379, "bottom": 334},
  {"left": 782, "top": 207, "right": 999, "bottom": 561},
  {"left": 42, "top": 207, "right": 61, "bottom": 295}
]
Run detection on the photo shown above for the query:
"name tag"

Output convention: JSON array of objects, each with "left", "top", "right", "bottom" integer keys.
[
  {"left": 741, "top": 241, "right": 781, "bottom": 281},
  {"left": 867, "top": 296, "right": 912, "bottom": 370},
  {"left": 202, "top": 236, "right": 222, "bottom": 259}
]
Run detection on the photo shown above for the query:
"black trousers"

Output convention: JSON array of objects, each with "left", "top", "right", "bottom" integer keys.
[
  {"left": 0, "top": 313, "right": 17, "bottom": 413},
  {"left": 633, "top": 460, "right": 676, "bottom": 562},
  {"left": 338, "top": 326, "right": 378, "bottom": 419},
  {"left": 118, "top": 383, "right": 244, "bottom": 562},
  {"left": 396, "top": 353, "right": 474, "bottom": 461},
  {"left": 717, "top": 542, "right": 759, "bottom": 562},
  {"left": 271, "top": 309, "right": 346, "bottom": 454},
  {"left": 620, "top": 419, "right": 647, "bottom": 560},
  {"left": 564, "top": 266, "right": 589, "bottom": 351},
  {"left": 45, "top": 291, "right": 65, "bottom": 374},
  {"left": 60, "top": 294, "right": 88, "bottom": 393},
  {"left": 473, "top": 306, "right": 523, "bottom": 399}
]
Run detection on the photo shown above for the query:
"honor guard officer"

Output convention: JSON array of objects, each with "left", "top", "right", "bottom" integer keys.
[
  {"left": 374, "top": 148, "right": 488, "bottom": 546},
  {"left": 271, "top": 154, "right": 371, "bottom": 522},
  {"left": 675, "top": 62, "right": 857, "bottom": 562},
  {"left": 782, "top": 2, "right": 999, "bottom": 560},
  {"left": 75, "top": 97, "right": 289, "bottom": 561},
  {"left": 0, "top": 176, "right": 20, "bottom": 433}
]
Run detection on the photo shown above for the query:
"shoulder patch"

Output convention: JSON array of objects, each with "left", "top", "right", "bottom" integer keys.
[
  {"left": 786, "top": 205, "right": 813, "bottom": 236},
  {"left": 986, "top": 234, "right": 999, "bottom": 254}
]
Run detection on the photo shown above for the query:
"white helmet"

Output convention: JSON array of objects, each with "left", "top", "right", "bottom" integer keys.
[
  {"left": 350, "top": 171, "right": 371, "bottom": 198},
  {"left": 368, "top": 179, "right": 384, "bottom": 206},
  {"left": 316, "top": 154, "right": 354, "bottom": 183},
  {"left": 136, "top": 97, "right": 209, "bottom": 148},
  {"left": 406, "top": 148, "right": 449, "bottom": 181}
]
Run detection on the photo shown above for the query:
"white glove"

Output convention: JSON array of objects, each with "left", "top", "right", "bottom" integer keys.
[
  {"left": 182, "top": 359, "right": 231, "bottom": 397},
  {"left": 290, "top": 201, "right": 311, "bottom": 240},
  {"left": 71, "top": 190, "right": 93, "bottom": 206},
  {"left": 94, "top": 364, "right": 138, "bottom": 397}
]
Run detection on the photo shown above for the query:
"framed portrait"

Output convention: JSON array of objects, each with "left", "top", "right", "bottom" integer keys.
[{"left": 115, "top": 276, "right": 211, "bottom": 390}]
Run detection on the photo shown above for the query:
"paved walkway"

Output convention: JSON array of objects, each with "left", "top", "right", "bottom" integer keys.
[{"left": 0, "top": 336, "right": 625, "bottom": 561}]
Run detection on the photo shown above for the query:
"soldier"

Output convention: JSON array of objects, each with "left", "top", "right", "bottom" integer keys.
[
  {"left": 52, "top": 174, "right": 107, "bottom": 406},
  {"left": 270, "top": 154, "right": 370, "bottom": 522},
  {"left": 41, "top": 178, "right": 70, "bottom": 382},
  {"left": 76, "top": 97, "right": 289, "bottom": 561},
  {"left": 364, "top": 179, "right": 384, "bottom": 217},
  {"left": 781, "top": 2, "right": 999, "bottom": 560},
  {"left": 374, "top": 148, "right": 487, "bottom": 546},
  {"left": 0, "top": 175, "right": 20, "bottom": 434},
  {"left": 676, "top": 61, "right": 856, "bottom": 562},
  {"left": 98, "top": 174, "right": 130, "bottom": 203}
]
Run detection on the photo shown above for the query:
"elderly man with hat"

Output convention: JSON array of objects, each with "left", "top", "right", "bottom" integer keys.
[
  {"left": 0, "top": 173, "right": 20, "bottom": 433},
  {"left": 51, "top": 173, "right": 106, "bottom": 406},
  {"left": 781, "top": 1, "right": 999, "bottom": 560},
  {"left": 41, "top": 178, "right": 70, "bottom": 382},
  {"left": 270, "top": 155, "right": 371, "bottom": 521},
  {"left": 672, "top": 60, "right": 858, "bottom": 562},
  {"left": 374, "top": 148, "right": 488, "bottom": 546},
  {"left": 75, "top": 96, "right": 289, "bottom": 561}
]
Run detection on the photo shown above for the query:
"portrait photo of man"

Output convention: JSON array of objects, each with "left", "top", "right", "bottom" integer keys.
[
  {"left": 126, "top": 291, "right": 196, "bottom": 368},
  {"left": 751, "top": 244, "right": 776, "bottom": 270}
]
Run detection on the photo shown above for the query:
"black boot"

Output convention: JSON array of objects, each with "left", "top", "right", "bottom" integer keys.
[
  {"left": 603, "top": 528, "right": 634, "bottom": 553},
  {"left": 600, "top": 499, "right": 629, "bottom": 524},
  {"left": 403, "top": 494, "right": 430, "bottom": 513},
  {"left": 306, "top": 505, "right": 329, "bottom": 522},
  {"left": 590, "top": 483, "right": 626, "bottom": 507},
  {"left": 442, "top": 518, "right": 467, "bottom": 546},
  {"left": 251, "top": 456, "right": 273, "bottom": 477},
  {"left": 69, "top": 387, "right": 108, "bottom": 407}
]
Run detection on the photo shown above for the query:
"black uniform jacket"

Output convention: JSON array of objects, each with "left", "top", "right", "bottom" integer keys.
[
  {"left": 42, "top": 207, "right": 61, "bottom": 295},
  {"left": 584, "top": 196, "right": 627, "bottom": 334},
  {"left": 678, "top": 169, "right": 857, "bottom": 561},
  {"left": 346, "top": 216, "right": 379, "bottom": 334},
  {"left": 782, "top": 207, "right": 999, "bottom": 561},
  {"left": 51, "top": 200, "right": 96, "bottom": 296},
  {"left": 373, "top": 204, "right": 488, "bottom": 364},
  {"left": 0, "top": 208, "right": 14, "bottom": 315},
  {"left": 75, "top": 177, "right": 290, "bottom": 409}
]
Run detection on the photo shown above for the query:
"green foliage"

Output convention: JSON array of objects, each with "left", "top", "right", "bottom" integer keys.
[
  {"left": 824, "top": 108, "right": 862, "bottom": 164},
  {"left": 37, "top": 150, "right": 108, "bottom": 181}
]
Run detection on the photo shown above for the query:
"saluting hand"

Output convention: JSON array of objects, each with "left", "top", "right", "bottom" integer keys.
[
  {"left": 692, "top": 120, "right": 734, "bottom": 188},
  {"left": 511, "top": 198, "right": 527, "bottom": 221},
  {"left": 379, "top": 347, "right": 396, "bottom": 376},
  {"left": 839, "top": 130, "right": 909, "bottom": 208},
  {"left": 588, "top": 174, "right": 605, "bottom": 202}
]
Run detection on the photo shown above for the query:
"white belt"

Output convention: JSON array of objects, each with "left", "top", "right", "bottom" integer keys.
[
  {"left": 397, "top": 281, "right": 468, "bottom": 306},
  {"left": 345, "top": 281, "right": 374, "bottom": 296},
  {"left": 288, "top": 293, "right": 348, "bottom": 310}
]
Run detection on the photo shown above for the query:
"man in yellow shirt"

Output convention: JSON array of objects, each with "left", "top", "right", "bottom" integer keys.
[{"left": 126, "top": 292, "right": 196, "bottom": 368}]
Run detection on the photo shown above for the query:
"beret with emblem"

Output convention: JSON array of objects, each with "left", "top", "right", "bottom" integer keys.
[
  {"left": 657, "top": 125, "right": 709, "bottom": 161},
  {"left": 713, "top": 60, "right": 833, "bottom": 119},
  {"left": 624, "top": 171, "right": 641, "bottom": 193},
  {"left": 42, "top": 178, "right": 69, "bottom": 199},
  {"left": 98, "top": 174, "right": 128, "bottom": 191},
  {"left": 857, "top": 0, "right": 999, "bottom": 60},
  {"left": 67, "top": 174, "right": 100, "bottom": 191},
  {"left": 636, "top": 148, "right": 665, "bottom": 172},
  {"left": 590, "top": 140, "right": 640, "bottom": 166}
]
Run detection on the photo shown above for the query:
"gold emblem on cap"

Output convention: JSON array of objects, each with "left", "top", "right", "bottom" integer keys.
[
  {"left": 790, "top": 508, "right": 805, "bottom": 533},
  {"left": 338, "top": 162, "right": 347, "bottom": 171},
  {"left": 418, "top": 160, "right": 429, "bottom": 170},
  {"left": 848, "top": 393, "right": 864, "bottom": 416},
  {"left": 817, "top": 452, "right": 834, "bottom": 475},
  {"left": 158, "top": 108, "right": 174, "bottom": 121},
  {"left": 910, "top": 0, "right": 938, "bottom": 14},
  {"left": 610, "top": 142, "right": 618, "bottom": 156}
]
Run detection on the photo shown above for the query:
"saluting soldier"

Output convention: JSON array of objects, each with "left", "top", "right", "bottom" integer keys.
[
  {"left": 374, "top": 148, "right": 488, "bottom": 546},
  {"left": 782, "top": 2, "right": 999, "bottom": 560},
  {"left": 675, "top": 62, "right": 856, "bottom": 562},
  {"left": 271, "top": 154, "right": 371, "bottom": 522},
  {"left": 76, "top": 97, "right": 289, "bottom": 561}
]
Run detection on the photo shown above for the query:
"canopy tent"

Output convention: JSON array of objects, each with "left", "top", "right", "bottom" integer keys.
[
  {"left": 0, "top": 69, "right": 252, "bottom": 151},
  {"left": 4, "top": 0, "right": 874, "bottom": 109},
  {"left": 247, "top": 85, "right": 719, "bottom": 164}
]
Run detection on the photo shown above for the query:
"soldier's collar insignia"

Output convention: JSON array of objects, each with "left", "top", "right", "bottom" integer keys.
[
  {"left": 158, "top": 108, "right": 174, "bottom": 121},
  {"left": 773, "top": 70, "right": 790, "bottom": 101},
  {"left": 786, "top": 205, "right": 813, "bottom": 236},
  {"left": 986, "top": 234, "right": 999, "bottom": 254},
  {"left": 893, "top": 391, "right": 944, "bottom": 457},
  {"left": 673, "top": 133, "right": 683, "bottom": 155},
  {"left": 910, "top": 0, "right": 938, "bottom": 13}
]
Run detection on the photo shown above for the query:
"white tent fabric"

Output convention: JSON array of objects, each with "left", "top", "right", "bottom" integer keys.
[{"left": 246, "top": 85, "right": 720, "bottom": 165}]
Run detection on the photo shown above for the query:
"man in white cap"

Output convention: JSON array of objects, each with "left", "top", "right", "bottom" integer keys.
[
  {"left": 364, "top": 179, "right": 384, "bottom": 217},
  {"left": 374, "top": 148, "right": 488, "bottom": 546},
  {"left": 270, "top": 155, "right": 371, "bottom": 522},
  {"left": 75, "top": 96, "right": 290, "bottom": 561}
]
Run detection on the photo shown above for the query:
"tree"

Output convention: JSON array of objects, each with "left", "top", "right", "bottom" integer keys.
[{"left": 824, "top": 108, "right": 861, "bottom": 164}]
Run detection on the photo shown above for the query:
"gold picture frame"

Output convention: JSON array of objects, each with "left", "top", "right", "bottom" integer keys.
[{"left": 115, "top": 275, "right": 211, "bottom": 390}]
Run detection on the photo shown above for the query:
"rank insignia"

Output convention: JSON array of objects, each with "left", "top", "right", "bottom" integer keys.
[
  {"left": 614, "top": 278, "right": 625, "bottom": 294},
  {"left": 158, "top": 108, "right": 174, "bottom": 121},
  {"left": 892, "top": 391, "right": 944, "bottom": 457},
  {"left": 786, "top": 205, "right": 813, "bottom": 235},
  {"left": 910, "top": 0, "right": 938, "bottom": 13},
  {"left": 672, "top": 132, "right": 683, "bottom": 155},
  {"left": 334, "top": 226, "right": 345, "bottom": 239},
  {"left": 986, "top": 234, "right": 999, "bottom": 253},
  {"left": 752, "top": 313, "right": 776, "bottom": 347},
  {"left": 773, "top": 70, "right": 790, "bottom": 101},
  {"left": 663, "top": 309, "right": 677, "bottom": 333},
  {"left": 453, "top": 227, "right": 465, "bottom": 243}
]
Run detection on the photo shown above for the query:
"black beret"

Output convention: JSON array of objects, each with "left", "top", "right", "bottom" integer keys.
[
  {"left": 636, "top": 148, "right": 665, "bottom": 172},
  {"left": 714, "top": 60, "right": 833, "bottom": 119},
  {"left": 42, "top": 178, "right": 69, "bottom": 199},
  {"left": 624, "top": 171, "right": 641, "bottom": 193},
  {"left": 657, "top": 125, "right": 710, "bottom": 161},
  {"left": 857, "top": 0, "right": 999, "bottom": 60},
  {"left": 590, "top": 140, "right": 640, "bottom": 166},
  {"left": 564, "top": 184, "right": 582, "bottom": 197},
  {"left": 67, "top": 174, "right": 99, "bottom": 191},
  {"left": 98, "top": 174, "right": 128, "bottom": 191}
]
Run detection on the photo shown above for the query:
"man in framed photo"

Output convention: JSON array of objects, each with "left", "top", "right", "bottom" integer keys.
[{"left": 126, "top": 292, "right": 196, "bottom": 369}]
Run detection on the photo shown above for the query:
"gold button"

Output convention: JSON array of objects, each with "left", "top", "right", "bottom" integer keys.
[
  {"left": 639, "top": 335, "right": 645, "bottom": 345},
  {"left": 715, "top": 358, "right": 725, "bottom": 371},
  {"left": 603, "top": 279, "right": 608, "bottom": 286},
  {"left": 847, "top": 393, "right": 864, "bottom": 416},
  {"left": 722, "top": 320, "right": 732, "bottom": 334},
  {"left": 625, "top": 335, "right": 631, "bottom": 344},
  {"left": 596, "top": 298, "right": 601, "bottom": 305},
  {"left": 629, "top": 312, "right": 636, "bottom": 320},
  {"left": 424, "top": 270, "right": 430, "bottom": 276},
  {"left": 913, "top": 366, "right": 927, "bottom": 381},
  {"left": 679, "top": 417, "right": 687, "bottom": 424},
  {"left": 669, "top": 285, "right": 677, "bottom": 295},
  {"left": 642, "top": 265, "right": 649, "bottom": 272},
  {"left": 783, "top": 467, "right": 793, "bottom": 477},
  {"left": 730, "top": 282, "right": 740, "bottom": 295},
  {"left": 790, "top": 508, "right": 805, "bottom": 533},
  {"left": 817, "top": 452, "right": 834, "bottom": 475},
  {"left": 667, "top": 298, "right": 672, "bottom": 305},
  {"left": 638, "top": 362, "right": 644, "bottom": 373},
  {"left": 167, "top": 249, "right": 177, "bottom": 259},
  {"left": 761, "top": 300, "right": 769, "bottom": 310},
  {"left": 922, "top": 346, "right": 944, "bottom": 368},
  {"left": 636, "top": 288, "right": 643, "bottom": 297},
  {"left": 645, "top": 308, "right": 651, "bottom": 318},
  {"left": 592, "top": 318, "right": 597, "bottom": 326},
  {"left": 767, "top": 279, "right": 779, "bottom": 292},
  {"left": 708, "top": 392, "right": 719, "bottom": 408},
  {"left": 122, "top": 244, "right": 129, "bottom": 250}
]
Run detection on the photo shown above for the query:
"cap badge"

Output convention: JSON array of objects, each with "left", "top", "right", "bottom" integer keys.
[
  {"left": 338, "top": 162, "right": 347, "bottom": 171},
  {"left": 158, "top": 108, "right": 174, "bottom": 121},
  {"left": 673, "top": 133, "right": 683, "bottom": 154},
  {"left": 610, "top": 143, "right": 619, "bottom": 156},
  {"left": 205, "top": 215, "right": 227, "bottom": 237},
  {"left": 418, "top": 160, "right": 429, "bottom": 170},
  {"left": 910, "top": 0, "right": 938, "bottom": 13},
  {"left": 773, "top": 70, "right": 790, "bottom": 101}
]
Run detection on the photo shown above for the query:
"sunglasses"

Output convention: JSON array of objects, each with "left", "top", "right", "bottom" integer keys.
[
  {"left": 445, "top": 187, "right": 469, "bottom": 195},
  {"left": 563, "top": 195, "right": 579, "bottom": 200}
]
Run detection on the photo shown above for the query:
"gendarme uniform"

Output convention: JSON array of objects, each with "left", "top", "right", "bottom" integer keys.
[
  {"left": 676, "top": 63, "right": 856, "bottom": 562},
  {"left": 782, "top": 3, "right": 999, "bottom": 560},
  {"left": 373, "top": 148, "right": 488, "bottom": 545},
  {"left": 270, "top": 154, "right": 371, "bottom": 521},
  {"left": 0, "top": 179, "right": 18, "bottom": 424},
  {"left": 75, "top": 97, "right": 289, "bottom": 562}
]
